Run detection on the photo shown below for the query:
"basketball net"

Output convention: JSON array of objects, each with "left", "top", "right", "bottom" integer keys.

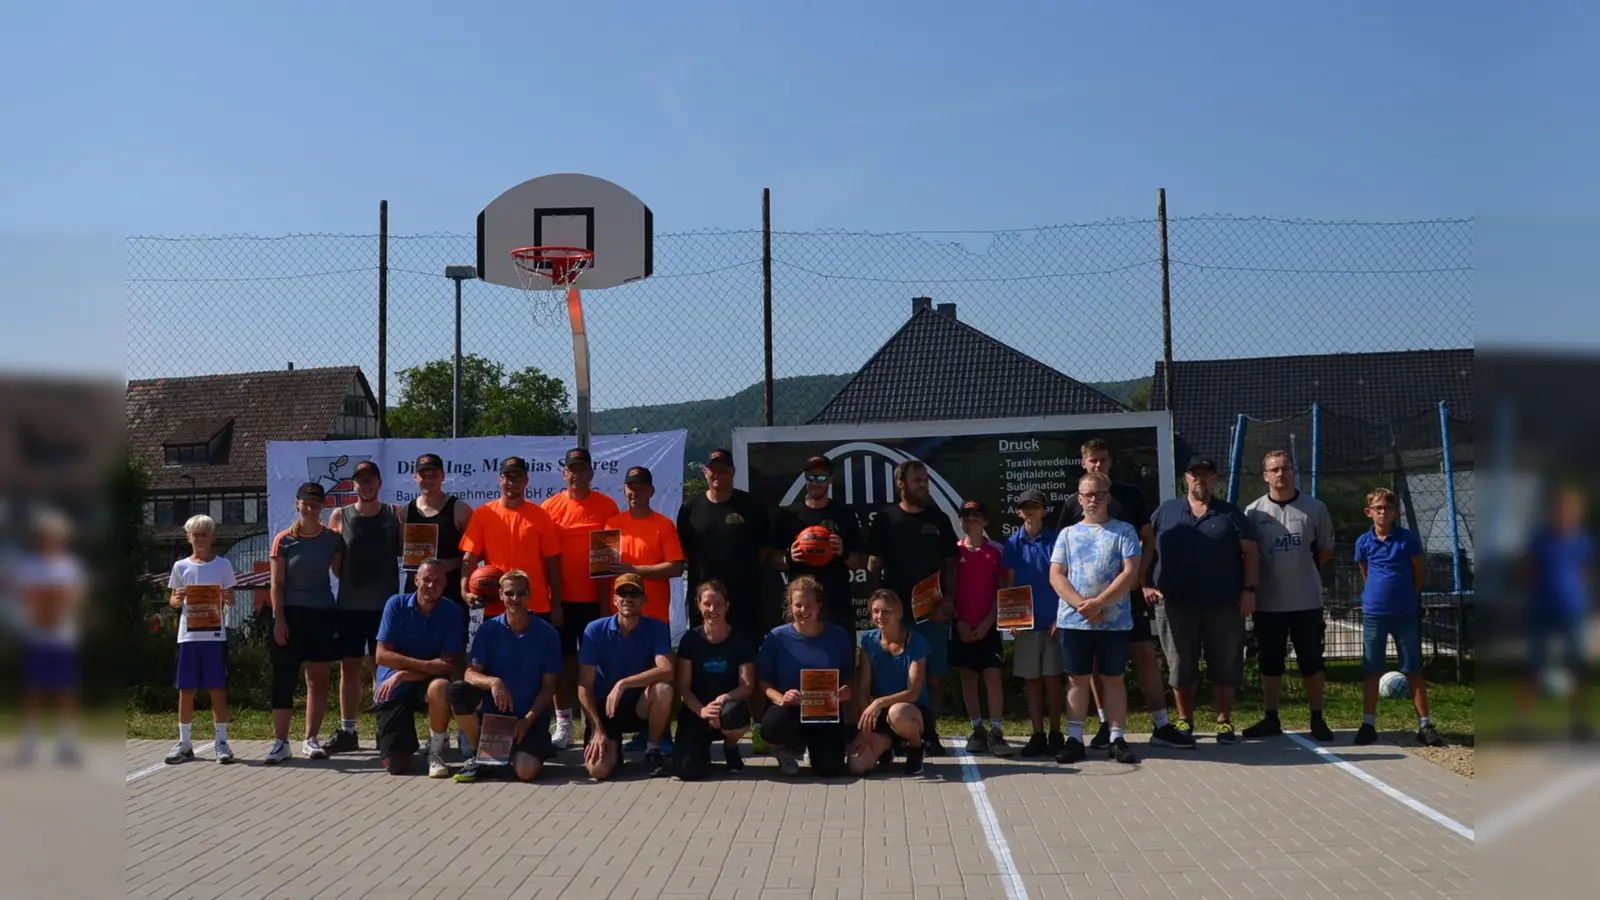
[{"left": 509, "top": 246, "right": 593, "bottom": 327}]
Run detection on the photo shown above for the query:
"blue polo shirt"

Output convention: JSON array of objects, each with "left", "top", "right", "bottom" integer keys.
[
  {"left": 1354, "top": 526, "right": 1424, "bottom": 616},
  {"left": 1149, "top": 498, "right": 1256, "bottom": 606},
  {"left": 1530, "top": 526, "right": 1595, "bottom": 620},
  {"left": 374, "top": 592, "right": 465, "bottom": 690},
  {"left": 1002, "top": 526, "right": 1059, "bottom": 631},
  {"left": 469, "top": 613, "right": 563, "bottom": 719},
  {"left": 578, "top": 615, "right": 672, "bottom": 698}
]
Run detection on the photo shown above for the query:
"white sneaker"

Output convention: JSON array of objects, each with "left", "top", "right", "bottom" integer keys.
[
  {"left": 551, "top": 718, "right": 574, "bottom": 750},
  {"left": 164, "top": 741, "right": 194, "bottom": 765},
  {"left": 264, "top": 739, "right": 292, "bottom": 765},
  {"left": 302, "top": 736, "right": 328, "bottom": 760},
  {"left": 214, "top": 740, "right": 235, "bottom": 764},
  {"left": 428, "top": 748, "right": 450, "bottom": 779}
]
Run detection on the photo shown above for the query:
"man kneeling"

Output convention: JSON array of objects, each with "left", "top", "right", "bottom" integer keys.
[
  {"left": 372, "top": 559, "right": 465, "bottom": 776},
  {"left": 578, "top": 574, "right": 675, "bottom": 780},
  {"left": 448, "top": 569, "right": 562, "bottom": 783}
]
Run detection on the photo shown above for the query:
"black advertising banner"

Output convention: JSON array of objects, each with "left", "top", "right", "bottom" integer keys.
[{"left": 735, "top": 413, "right": 1175, "bottom": 632}]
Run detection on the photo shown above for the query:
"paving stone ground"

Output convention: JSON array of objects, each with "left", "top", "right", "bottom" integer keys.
[{"left": 123, "top": 731, "right": 1475, "bottom": 900}]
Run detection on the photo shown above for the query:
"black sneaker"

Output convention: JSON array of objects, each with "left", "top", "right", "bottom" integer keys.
[
  {"left": 925, "top": 732, "right": 946, "bottom": 756},
  {"left": 1216, "top": 722, "right": 1237, "bottom": 744},
  {"left": 1089, "top": 720, "right": 1111, "bottom": 750},
  {"left": 965, "top": 727, "right": 988, "bottom": 754},
  {"left": 723, "top": 741, "right": 745, "bottom": 774},
  {"left": 1109, "top": 737, "right": 1140, "bottom": 764},
  {"left": 1054, "top": 736, "right": 1087, "bottom": 764},
  {"left": 1150, "top": 723, "right": 1197, "bottom": 749},
  {"left": 988, "top": 727, "right": 1014, "bottom": 758},
  {"left": 1242, "top": 715, "right": 1282, "bottom": 738},
  {"left": 1308, "top": 714, "right": 1336, "bottom": 742},
  {"left": 1047, "top": 730, "right": 1066, "bottom": 755},
  {"left": 1353, "top": 723, "right": 1379, "bottom": 745},
  {"left": 323, "top": 729, "right": 360, "bottom": 755},
  {"left": 1019, "top": 732, "right": 1049, "bottom": 758},
  {"left": 902, "top": 744, "right": 925, "bottom": 776},
  {"left": 1416, "top": 723, "right": 1446, "bottom": 748},
  {"left": 644, "top": 749, "right": 669, "bottom": 777}
]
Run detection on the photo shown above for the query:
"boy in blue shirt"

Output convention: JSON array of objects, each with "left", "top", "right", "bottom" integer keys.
[
  {"left": 1000, "top": 489, "right": 1065, "bottom": 757},
  {"left": 1353, "top": 489, "right": 1444, "bottom": 747}
]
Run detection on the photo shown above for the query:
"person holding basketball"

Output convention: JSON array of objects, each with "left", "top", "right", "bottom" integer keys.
[
  {"left": 542, "top": 447, "right": 622, "bottom": 750},
  {"left": 458, "top": 457, "right": 564, "bottom": 721},
  {"left": 773, "top": 456, "right": 866, "bottom": 646}
]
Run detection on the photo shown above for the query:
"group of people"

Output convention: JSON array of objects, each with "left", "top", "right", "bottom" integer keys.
[{"left": 158, "top": 436, "right": 1454, "bottom": 779}]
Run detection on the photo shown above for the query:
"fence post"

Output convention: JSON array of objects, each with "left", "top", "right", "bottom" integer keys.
[
  {"left": 1289, "top": 432, "right": 1301, "bottom": 492},
  {"left": 1310, "top": 401, "right": 1320, "bottom": 498},
  {"left": 1158, "top": 189, "right": 1175, "bottom": 463},
  {"left": 1227, "top": 414, "right": 1247, "bottom": 504},
  {"left": 1439, "top": 401, "right": 1463, "bottom": 595},
  {"left": 378, "top": 200, "right": 389, "bottom": 437},
  {"left": 762, "top": 187, "right": 775, "bottom": 427}
]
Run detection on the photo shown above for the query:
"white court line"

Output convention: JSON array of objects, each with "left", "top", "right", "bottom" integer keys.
[
  {"left": 125, "top": 742, "right": 213, "bottom": 784},
  {"left": 947, "top": 739, "right": 1030, "bottom": 900},
  {"left": 1475, "top": 760, "right": 1600, "bottom": 844},
  {"left": 1284, "top": 733, "right": 1474, "bottom": 841}
]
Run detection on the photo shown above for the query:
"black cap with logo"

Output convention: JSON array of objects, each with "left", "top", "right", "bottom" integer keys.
[
  {"left": 1016, "top": 489, "right": 1049, "bottom": 508},
  {"left": 804, "top": 455, "right": 833, "bottom": 472},
  {"left": 296, "top": 482, "right": 327, "bottom": 502},
  {"left": 624, "top": 465, "right": 653, "bottom": 485},
  {"left": 415, "top": 453, "right": 444, "bottom": 472},
  {"left": 499, "top": 456, "right": 529, "bottom": 475},
  {"left": 562, "top": 447, "right": 593, "bottom": 468},
  {"left": 960, "top": 499, "right": 987, "bottom": 517},
  {"left": 1186, "top": 455, "right": 1218, "bottom": 473},
  {"left": 706, "top": 448, "right": 735, "bottom": 468},
  {"left": 352, "top": 460, "right": 381, "bottom": 480}
]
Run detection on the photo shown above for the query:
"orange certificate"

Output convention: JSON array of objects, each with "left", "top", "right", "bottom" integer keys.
[
  {"left": 403, "top": 523, "right": 439, "bottom": 569},
  {"left": 911, "top": 572, "right": 942, "bottom": 623},
  {"left": 996, "top": 586, "right": 1034, "bottom": 631},
  {"left": 800, "top": 669, "right": 840, "bottom": 724},
  {"left": 185, "top": 585, "right": 223, "bottom": 631},
  {"left": 475, "top": 714, "right": 516, "bottom": 766},
  {"left": 589, "top": 529, "right": 621, "bottom": 578}
]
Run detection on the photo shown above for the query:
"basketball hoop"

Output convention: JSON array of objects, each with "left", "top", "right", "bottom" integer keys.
[{"left": 509, "top": 246, "right": 594, "bottom": 325}]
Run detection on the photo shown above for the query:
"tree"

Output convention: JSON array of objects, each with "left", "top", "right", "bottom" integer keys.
[
  {"left": 1128, "top": 378, "right": 1153, "bottom": 412},
  {"left": 387, "top": 355, "right": 573, "bottom": 438}
]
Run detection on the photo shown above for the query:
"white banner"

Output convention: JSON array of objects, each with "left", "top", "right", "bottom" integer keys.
[{"left": 265, "top": 431, "right": 689, "bottom": 641}]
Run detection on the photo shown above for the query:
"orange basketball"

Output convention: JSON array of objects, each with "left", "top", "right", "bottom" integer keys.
[
  {"left": 795, "top": 526, "right": 836, "bottom": 567},
  {"left": 468, "top": 565, "right": 505, "bottom": 598}
]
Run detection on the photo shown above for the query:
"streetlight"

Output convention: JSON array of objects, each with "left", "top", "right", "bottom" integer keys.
[{"left": 444, "top": 265, "right": 477, "bottom": 438}]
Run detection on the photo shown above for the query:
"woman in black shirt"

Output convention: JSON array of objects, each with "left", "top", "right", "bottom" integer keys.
[{"left": 674, "top": 580, "right": 757, "bottom": 779}]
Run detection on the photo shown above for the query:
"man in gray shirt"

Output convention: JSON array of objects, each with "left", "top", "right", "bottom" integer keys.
[{"left": 1242, "top": 450, "right": 1336, "bottom": 740}]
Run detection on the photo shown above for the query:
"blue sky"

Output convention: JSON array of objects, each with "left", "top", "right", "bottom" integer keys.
[{"left": 2, "top": 1, "right": 1596, "bottom": 387}]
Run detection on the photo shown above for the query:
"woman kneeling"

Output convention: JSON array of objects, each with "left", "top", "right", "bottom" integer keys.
[{"left": 849, "top": 589, "right": 930, "bottom": 776}]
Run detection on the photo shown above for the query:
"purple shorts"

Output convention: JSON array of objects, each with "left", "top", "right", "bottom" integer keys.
[
  {"left": 175, "top": 641, "right": 228, "bottom": 691},
  {"left": 25, "top": 642, "right": 78, "bottom": 692}
]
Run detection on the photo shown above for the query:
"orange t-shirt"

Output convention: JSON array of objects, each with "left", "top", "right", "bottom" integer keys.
[
  {"left": 458, "top": 499, "right": 562, "bottom": 615},
  {"left": 604, "top": 510, "right": 686, "bottom": 623},
  {"left": 542, "top": 490, "right": 622, "bottom": 606}
]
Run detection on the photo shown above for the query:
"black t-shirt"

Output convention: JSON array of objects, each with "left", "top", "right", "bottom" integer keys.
[
  {"left": 676, "top": 490, "right": 771, "bottom": 627},
  {"left": 866, "top": 503, "right": 959, "bottom": 613},
  {"left": 1056, "top": 480, "right": 1151, "bottom": 535},
  {"left": 676, "top": 626, "right": 757, "bottom": 705},
  {"left": 772, "top": 499, "right": 865, "bottom": 625}
]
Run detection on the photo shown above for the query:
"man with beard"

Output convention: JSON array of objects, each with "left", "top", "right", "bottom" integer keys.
[
  {"left": 773, "top": 455, "right": 866, "bottom": 644},
  {"left": 325, "top": 460, "right": 402, "bottom": 755},
  {"left": 676, "top": 448, "right": 775, "bottom": 634},
  {"left": 866, "top": 459, "right": 959, "bottom": 754},
  {"left": 1144, "top": 457, "right": 1260, "bottom": 744}
]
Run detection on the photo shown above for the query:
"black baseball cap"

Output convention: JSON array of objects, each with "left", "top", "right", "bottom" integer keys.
[
  {"left": 804, "top": 455, "right": 833, "bottom": 472},
  {"left": 625, "top": 465, "right": 653, "bottom": 485},
  {"left": 1186, "top": 455, "right": 1218, "bottom": 473},
  {"left": 352, "top": 460, "right": 381, "bottom": 480},
  {"left": 706, "top": 448, "right": 735, "bottom": 468},
  {"left": 1016, "top": 489, "right": 1049, "bottom": 508},
  {"left": 296, "top": 482, "right": 326, "bottom": 502},
  {"left": 499, "top": 456, "right": 529, "bottom": 475},
  {"left": 562, "top": 447, "right": 593, "bottom": 468},
  {"left": 960, "top": 499, "right": 987, "bottom": 517},
  {"left": 415, "top": 453, "right": 444, "bottom": 472}
]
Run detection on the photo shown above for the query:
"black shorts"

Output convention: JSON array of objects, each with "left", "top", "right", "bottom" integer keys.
[
  {"left": 950, "top": 627, "right": 1003, "bottom": 672},
  {"left": 871, "top": 703, "right": 932, "bottom": 739},
  {"left": 1253, "top": 609, "right": 1326, "bottom": 678},
  {"left": 445, "top": 680, "right": 555, "bottom": 759},
  {"left": 1058, "top": 628, "right": 1133, "bottom": 677},
  {"left": 375, "top": 683, "right": 433, "bottom": 760},
  {"left": 539, "top": 601, "right": 601, "bottom": 656},
  {"left": 594, "top": 687, "right": 648, "bottom": 741},
  {"left": 336, "top": 609, "right": 385, "bottom": 659},
  {"left": 272, "top": 606, "right": 340, "bottom": 665},
  {"left": 1129, "top": 599, "right": 1154, "bottom": 643}
]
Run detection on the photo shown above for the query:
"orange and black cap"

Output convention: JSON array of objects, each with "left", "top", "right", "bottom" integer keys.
[
  {"left": 625, "top": 466, "right": 653, "bottom": 485},
  {"left": 415, "top": 453, "right": 444, "bottom": 472},
  {"left": 706, "top": 449, "right": 735, "bottom": 468},
  {"left": 562, "top": 447, "right": 593, "bottom": 468},
  {"left": 296, "top": 482, "right": 326, "bottom": 502},
  {"left": 352, "top": 460, "right": 381, "bottom": 480},
  {"left": 499, "top": 456, "right": 529, "bottom": 475}
]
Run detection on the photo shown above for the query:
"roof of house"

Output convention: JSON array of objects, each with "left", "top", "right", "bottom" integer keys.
[
  {"left": 126, "top": 366, "right": 373, "bottom": 491},
  {"left": 809, "top": 305, "right": 1127, "bottom": 424},
  {"left": 0, "top": 374, "right": 124, "bottom": 497},
  {"left": 1151, "top": 349, "right": 1474, "bottom": 464}
]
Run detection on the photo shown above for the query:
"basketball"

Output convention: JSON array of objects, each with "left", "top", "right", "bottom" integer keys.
[
  {"left": 794, "top": 526, "right": 836, "bottom": 567},
  {"left": 468, "top": 565, "right": 505, "bottom": 598}
]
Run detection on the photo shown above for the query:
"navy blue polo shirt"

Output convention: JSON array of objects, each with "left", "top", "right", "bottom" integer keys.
[
  {"left": 374, "top": 592, "right": 466, "bottom": 690},
  {"left": 1002, "top": 526, "right": 1059, "bottom": 631},
  {"left": 1149, "top": 498, "right": 1257, "bottom": 606},
  {"left": 579, "top": 614, "right": 673, "bottom": 699}
]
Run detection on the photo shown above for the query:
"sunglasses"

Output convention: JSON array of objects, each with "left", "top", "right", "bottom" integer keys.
[
  {"left": 616, "top": 588, "right": 644, "bottom": 599},
  {"left": 804, "top": 473, "right": 831, "bottom": 482}
]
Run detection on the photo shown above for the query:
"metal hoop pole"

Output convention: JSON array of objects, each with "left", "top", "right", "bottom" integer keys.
[{"left": 568, "top": 286, "right": 591, "bottom": 451}]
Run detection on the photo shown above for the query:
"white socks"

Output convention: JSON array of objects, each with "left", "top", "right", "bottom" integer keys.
[
  {"left": 215, "top": 722, "right": 229, "bottom": 742},
  {"left": 1067, "top": 720, "right": 1085, "bottom": 742},
  {"left": 178, "top": 723, "right": 192, "bottom": 745},
  {"left": 1152, "top": 709, "right": 1170, "bottom": 728},
  {"left": 428, "top": 731, "right": 448, "bottom": 753}
]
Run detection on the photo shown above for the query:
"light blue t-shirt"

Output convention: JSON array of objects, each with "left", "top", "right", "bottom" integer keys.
[{"left": 1051, "top": 520, "right": 1142, "bottom": 631}]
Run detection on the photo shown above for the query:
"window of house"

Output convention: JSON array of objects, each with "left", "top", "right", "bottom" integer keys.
[{"left": 163, "top": 443, "right": 209, "bottom": 466}]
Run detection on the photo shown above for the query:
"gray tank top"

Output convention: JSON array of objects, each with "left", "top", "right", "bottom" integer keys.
[
  {"left": 336, "top": 504, "right": 402, "bottom": 611},
  {"left": 272, "top": 526, "right": 341, "bottom": 610}
]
